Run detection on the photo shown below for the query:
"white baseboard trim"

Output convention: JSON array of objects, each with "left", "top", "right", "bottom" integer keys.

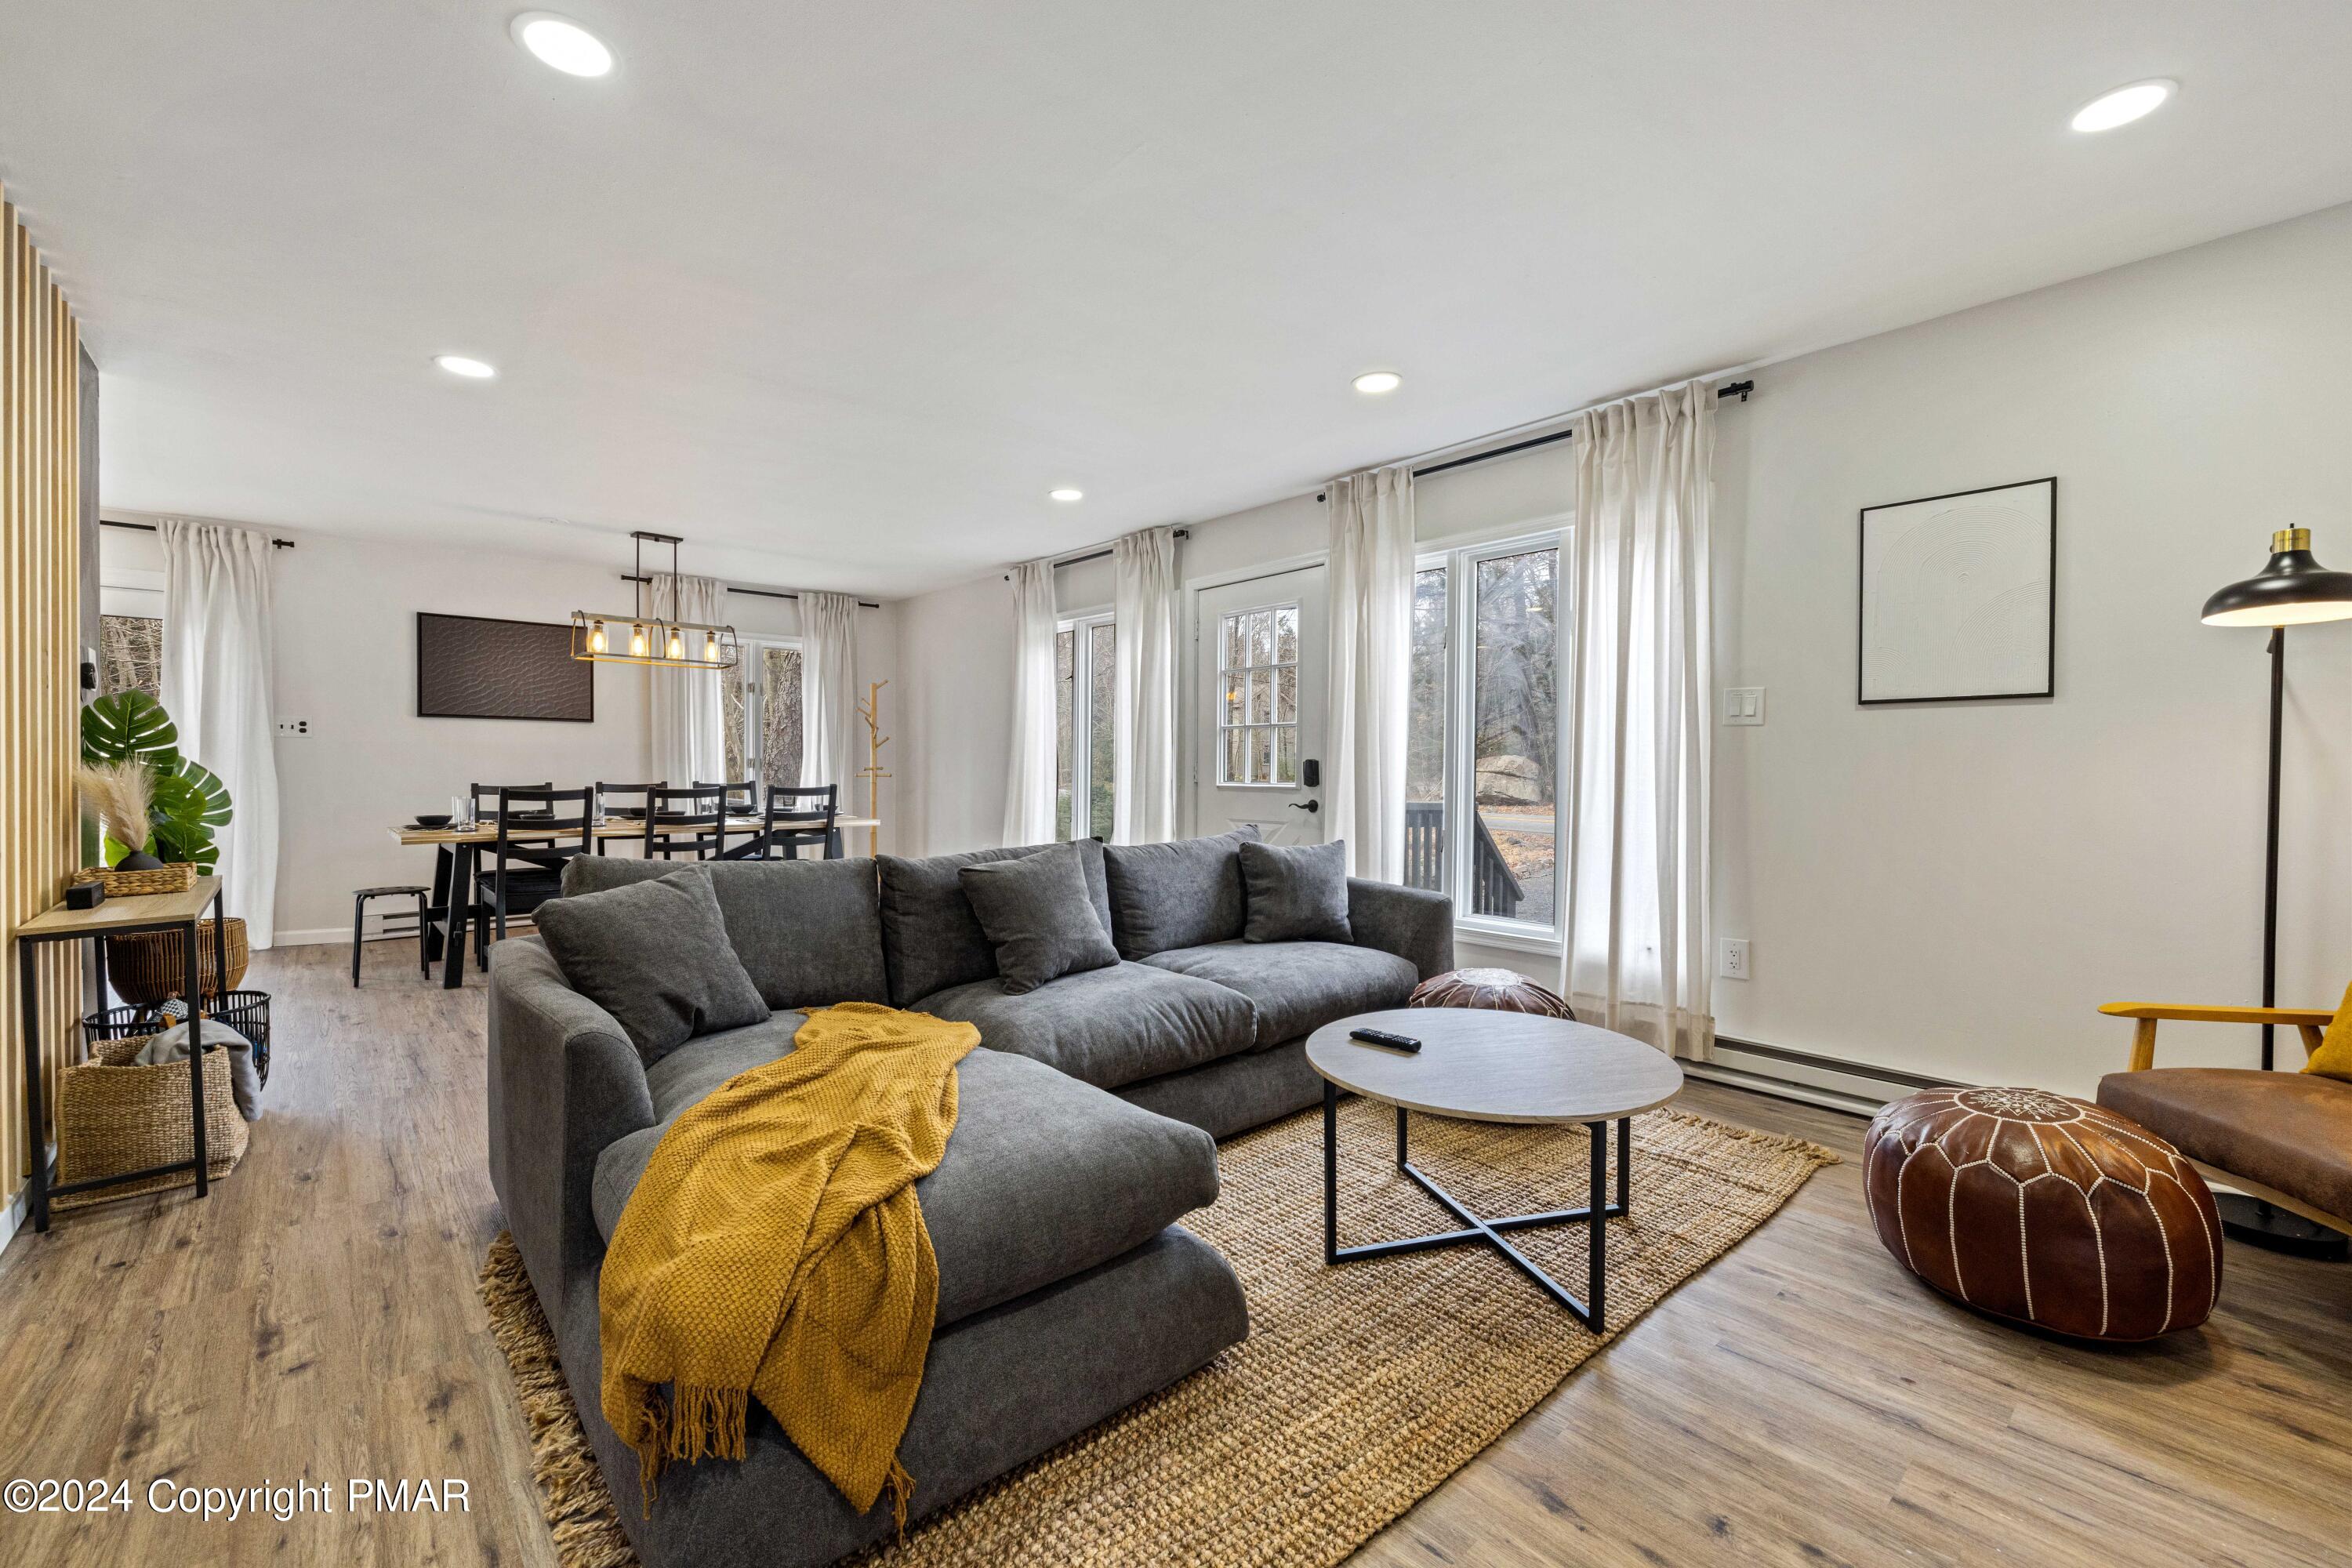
[
  {"left": 1688, "top": 1036, "right": 1964, "bottom": 1119},
  {"left": 1, "top": 1142, "right": 52, "bottom": 1254},
  {"left": 278, "top": 919, "right": 535, "bottom": 950}
]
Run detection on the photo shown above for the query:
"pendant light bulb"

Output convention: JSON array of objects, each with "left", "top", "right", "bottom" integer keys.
[
  {"left": 630, "top": 623, "right": 647, "bottom": 658},
  {"left": 587, "top": 619, "right": 607, "bottom": 654},
  {"left": 702, "top": 630, "right": 720, "bottom": 662},
  {"left": 665, "top": 626, "right": 684, "bottom": 659}
]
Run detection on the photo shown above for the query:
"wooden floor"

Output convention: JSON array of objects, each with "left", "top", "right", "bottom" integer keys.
[{"left": 2, "top": 942, "right": 2348, "bottom": 1567}]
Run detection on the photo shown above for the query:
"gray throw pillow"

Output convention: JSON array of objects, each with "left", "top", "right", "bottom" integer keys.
[
  {"left": 1101, "top": 825, "right": 1261, "bottom": 958},
  {"left": 533, "top": 865, "right": 770, "bottom": 1065},
  {"left": 1240, "top": 838, "right": 1352, "bottom": 944},
  {"left": 959, "top": 842, "right": 1122, "bottom": 994}
]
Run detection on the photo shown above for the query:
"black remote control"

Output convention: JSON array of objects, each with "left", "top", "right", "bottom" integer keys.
[{"left": 1349, "top": 1027, "right": 1421, "bottom": 1054}]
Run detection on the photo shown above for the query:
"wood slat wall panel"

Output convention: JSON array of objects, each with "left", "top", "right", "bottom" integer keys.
[{"left": 1, "top": 189, "right": 85, "bottom": 1214}]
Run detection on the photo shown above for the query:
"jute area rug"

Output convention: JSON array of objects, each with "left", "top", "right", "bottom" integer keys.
[{"left": 481, "top": 1097, "right": 1835, "bottom": 1568}]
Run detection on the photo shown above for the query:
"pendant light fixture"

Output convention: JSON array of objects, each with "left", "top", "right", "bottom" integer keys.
[{"left": 572, "top": 531, "right": 740, "bottom": 670}]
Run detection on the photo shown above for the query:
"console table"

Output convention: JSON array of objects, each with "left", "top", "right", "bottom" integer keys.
[{"left": 13, "top": 876, "right": 227, "bottom": 1232}]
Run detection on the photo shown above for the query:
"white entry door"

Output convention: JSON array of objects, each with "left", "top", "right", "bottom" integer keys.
[{"left": 1192, "top": 565, "right": 1327, "bottom": 844}]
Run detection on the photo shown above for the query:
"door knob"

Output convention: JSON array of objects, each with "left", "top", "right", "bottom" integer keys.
[{"left": 1289, "top": 800, "right": 1319, "bottom": 813}]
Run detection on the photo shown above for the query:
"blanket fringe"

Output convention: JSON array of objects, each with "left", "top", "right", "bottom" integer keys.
[
  {"left": 887, "top": 1456, "right": 914, "bottom": 1537},
  {"left": 628, "top": 1382, "right": 750, "bottom": 1516}
]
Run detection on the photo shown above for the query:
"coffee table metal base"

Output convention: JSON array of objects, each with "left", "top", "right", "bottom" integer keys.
[{"left": 1322, "top": 1081, "right": 1632, "bottom": 1331}]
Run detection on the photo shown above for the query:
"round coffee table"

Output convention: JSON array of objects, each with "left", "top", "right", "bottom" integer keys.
[{"left": 1306, "top": 1007, "right": 1685, "bottom": 1330}]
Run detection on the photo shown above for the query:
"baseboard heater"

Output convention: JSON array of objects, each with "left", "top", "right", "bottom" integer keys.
[{"left": 1687, "top": 1036, "right": 1966, "bottom": 1118}]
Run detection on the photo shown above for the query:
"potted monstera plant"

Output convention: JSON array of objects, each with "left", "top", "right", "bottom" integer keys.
[{"left": 78, "top": 691, "right": 245, "bottom": 1000}]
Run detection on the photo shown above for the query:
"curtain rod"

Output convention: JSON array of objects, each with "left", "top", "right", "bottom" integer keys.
[
  {"left": 1002, "top": 527, "right": 1190, "bottom": 582},
  {"left": 101, "top": 517, "right": 296, "bottom": 549},
  {"left": 619, "top": 573, "right": 880, "bottom": 610},
  {"left": 1316, "top": 378, "right": 1754, "bottom": 501}
]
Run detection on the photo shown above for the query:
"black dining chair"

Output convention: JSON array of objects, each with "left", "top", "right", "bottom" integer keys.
[
  {"left": 760, "top": 783, "right": 840, "bottom": 860},
  {"left": 485, "top": 787, "right": 594, "bottom": 940},
  {"left": 642, "top": 785, "right": 731, "bottom": 860},
  {"left": 592, "top": 780, "right": 668, "bottom": 855}
]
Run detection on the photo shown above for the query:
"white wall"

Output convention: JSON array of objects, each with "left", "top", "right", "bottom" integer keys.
[
  {"left": 102, "top": 519, "right": 898, "bottom": 943},
  {"left": 894, "top": 200, "right": 2352, "bottom": 1098},
  {"left": 1714, "top": 201, "right": 2352, "bottom": 1095}
]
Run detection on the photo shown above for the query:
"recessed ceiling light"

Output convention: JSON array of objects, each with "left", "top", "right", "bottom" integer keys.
[
  {"left": 511, "top": 12, "right": 615, "bottom": 78},
  {"left": 1352, "top": 370, "right": 1403, "bottom": 395},
  {"left": 1049, "top": 488, "right": 1084, "bottom": 503},
  {"left": 2071, "top": 78, "right": 2176, "bottom": 133},
  {"left": 435, "top": 354, "right": 497, "bottom": 379}
]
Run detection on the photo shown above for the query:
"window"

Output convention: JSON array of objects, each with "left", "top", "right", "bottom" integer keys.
[
  {"left": 100, "top": 614, "right": 162, "bottom": 700},
  {"left": 1403, "top": 529, "right": 1563, "bottom": 935},
  {"left": 1054, "top": 614, "right": 1115, "bottom": 840},
  {"left": 1216, "top": 602, "right": 1299, "bottom": 786},
  {"left": 724, "top": 637, "right": 804, "bottom": 786}
]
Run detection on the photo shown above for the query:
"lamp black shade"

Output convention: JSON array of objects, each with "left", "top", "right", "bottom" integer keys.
[{"left": 2201, "top": 529, "right": 2352, "bottom": 626}]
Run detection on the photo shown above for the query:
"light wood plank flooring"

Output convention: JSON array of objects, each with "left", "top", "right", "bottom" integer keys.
[{"left": 2, "top": 942, "right": 2347, "bottom": 1566}]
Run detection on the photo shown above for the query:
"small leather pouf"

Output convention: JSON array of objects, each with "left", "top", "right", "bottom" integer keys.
[
  {"left": 1864, "top": 1087, "right": 2222, "bottom": 1341},
  {"left": 1408, "top": 966, "right": 1573, "bottom": 1019}
]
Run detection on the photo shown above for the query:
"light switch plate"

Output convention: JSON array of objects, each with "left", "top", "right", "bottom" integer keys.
[
  {"left": 1723, "top": 688, "right": 1765, "bottom": 726},
  {"left": 1719, "top": 938, "right": 1751, "bottom": 980}
]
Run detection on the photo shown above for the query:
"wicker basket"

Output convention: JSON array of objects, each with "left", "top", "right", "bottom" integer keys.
[
  {"left": 105, "top": 917, "right": 250, "bottom": 1005},
  {"left": 52, "top": 1033, "right": 248, "bottom": 1210},
  {"left": 70, "top": 861, "right": 198, "bottom": 897}
]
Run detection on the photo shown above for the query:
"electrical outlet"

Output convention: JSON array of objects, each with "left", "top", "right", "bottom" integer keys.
[
  {"left": 274, "top": 718, "right": 312, "bottom": 736},
  {"left": 1722, "top": 688, "right": 1765, "bottom": 726},
  {"left": 1719, "top": 938, "right": 1751, "bottom": 980}
]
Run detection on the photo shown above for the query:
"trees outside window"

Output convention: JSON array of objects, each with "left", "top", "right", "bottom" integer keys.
[{"left": 1404, "top": 529, "right": 1563, "bottom": 932}]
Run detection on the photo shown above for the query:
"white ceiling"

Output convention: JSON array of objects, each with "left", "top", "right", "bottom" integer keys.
[{"left": 5, "top": 2, "right": 2352, "bottom": 598}]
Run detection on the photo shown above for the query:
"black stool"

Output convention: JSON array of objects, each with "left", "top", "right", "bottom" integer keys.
[{"left": 352, "top": 885, "right": 430, "bottom": 986}]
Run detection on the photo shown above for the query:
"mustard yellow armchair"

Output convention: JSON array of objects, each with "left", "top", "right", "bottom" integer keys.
[{"left": 2096, "top": 1000, "right": 2352, "bottom": 1240}]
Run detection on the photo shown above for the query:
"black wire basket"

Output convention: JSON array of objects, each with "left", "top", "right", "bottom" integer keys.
[{"left": 83, "top": 990, "right": 273, "bottom": 1086}]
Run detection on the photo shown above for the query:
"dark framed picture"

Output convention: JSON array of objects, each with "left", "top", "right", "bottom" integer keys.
[
  {"left": 1858, "top": 477, "right": 2056, "bottom": 704},
  {"left": 416, "top": 612, "right": 595, "bottom": 721}
]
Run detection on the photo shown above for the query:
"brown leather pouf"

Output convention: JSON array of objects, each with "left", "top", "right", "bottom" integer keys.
[
  {"left": 1408, "top": 966, "right": 1573, "bottom": 1018},
  {"left": 1864, "top": 1086, "right": 2222, "bottom": 1341}
]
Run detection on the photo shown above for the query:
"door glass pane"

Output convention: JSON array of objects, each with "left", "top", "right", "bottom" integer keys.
[
  {"left": 1247, "top": 610, "right": 1273, "bottom": 666},
  {"left": 1087, "top": 622, "right": 1116, "bottom": 837},
  {"left": 1054, "top": 628, "right": 1076, "bottom": 840},
  {"left": 723, "top": 660, "right": 748, "bottom": 784},
  {"left": 1273, "top": 605, "right": 1298, "bottom": 662},
  {"left": 1274, "top": 725, "right": 1296, "bottom": 785},
  {"left": 1249, "top": 725, "right": 1272, "bottom": 785},
  {"left": 1247, "top": 669, "right": 1271, "bottom": 724},
  {"left": 1275, "top": 664, "right": 1296, "bottom": 724},
  {"left": 762, "top": 646, "right": 804, "bottom": 789},
  {"left": 1472, "top": 549, "right": 1558, "bottom": 923},
  {"left": 1224, "top": 727, "right": 1246, "bottom": 786},
  {"left": 1222, "top": 613, "right": 1246, "bottom": 673},
  {"left": 1404, "top": 567, "right": 1449, "bottom": 894}
]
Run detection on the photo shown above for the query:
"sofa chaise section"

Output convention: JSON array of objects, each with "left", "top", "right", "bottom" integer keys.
[{"left": 488, "top": 927, "right": 1246, "bottom": 1568}]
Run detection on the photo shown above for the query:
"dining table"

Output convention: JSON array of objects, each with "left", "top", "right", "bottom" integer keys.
[{"left": 389, "top": 813, "right": 882, "bottom": 987}]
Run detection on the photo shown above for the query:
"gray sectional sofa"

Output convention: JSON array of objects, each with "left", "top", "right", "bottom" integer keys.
[{"left": 486, "top": 830, "right": 1451, "bottom": 1568}]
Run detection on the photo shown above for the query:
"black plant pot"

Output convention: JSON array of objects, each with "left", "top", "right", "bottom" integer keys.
[{"left": 114, "top": 849, "right": 167, "bottom": 871}]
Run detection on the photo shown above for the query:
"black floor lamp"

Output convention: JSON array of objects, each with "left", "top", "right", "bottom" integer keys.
[{"left": 2201, "top": 528, "right": 2352, "bottom": 1256}]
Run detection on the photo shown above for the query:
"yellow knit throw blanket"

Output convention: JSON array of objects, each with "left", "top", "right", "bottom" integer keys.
[{"left": 598, "top": 1004, "right": 978, "bottom": 1523}]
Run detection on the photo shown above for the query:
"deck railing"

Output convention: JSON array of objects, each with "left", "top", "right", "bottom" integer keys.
[{"left": 1403, "top": 800, "right": 1524, "bottom": 916}]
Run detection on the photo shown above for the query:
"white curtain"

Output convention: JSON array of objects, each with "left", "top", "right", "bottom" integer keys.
[
  {"left": 648, "top": 573, "right": 728, "bottom": 787},
  {"left": 1561, "top": 380, "right": 1716, "bottom": 1059},
  {"left": 1001, "top": 559, "right": 1059, "bottom": 844},
  {"left": 160, "top": 520, "right": 281, "bottom": 947},
  {"left": 800, "top": 590, "right": 862, "bottom": 795},
  {"left": 1323, "top": 463, "right": 1415, "bottom": 880},
  {"left": 1112, "top": 526, "right": 1180, "bottom": 844}
]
